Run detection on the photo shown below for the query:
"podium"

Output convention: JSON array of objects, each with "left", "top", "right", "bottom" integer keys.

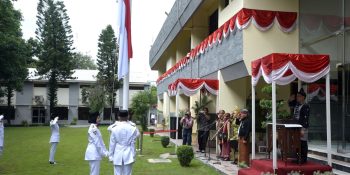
[{"left": 267, "top": 123, "right": 302, "bottom": 164}]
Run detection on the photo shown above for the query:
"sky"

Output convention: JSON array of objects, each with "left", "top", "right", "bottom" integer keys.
[{"left": 13, "top": 0, "right": 175, "bottom": 83}]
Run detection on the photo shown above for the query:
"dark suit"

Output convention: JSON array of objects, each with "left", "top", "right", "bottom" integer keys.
[
  {"left": 236, "top": 117, "right": 251, "bottom": 165},
  {"left": 289, "top": 100, "right": 310, "bottom": 163}
]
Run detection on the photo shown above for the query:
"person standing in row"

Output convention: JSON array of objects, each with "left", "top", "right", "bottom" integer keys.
[
  {"left": 0, "top": 115, "right": 4, "bottom": 156},
  {"left": 109, "top": 110, "right": 140, "bottom": 175},
  {"left": 85, "top": 112, "right": 109, "bottom": 175},
  {"left": 236, "top": 109, "right": 251, "bottom": 166},
  {"left": 180, "top": 110, "right": 193, "bottom": 146},
  {"left": 216, "top": 110, "right": 225, "bottom": 156},
  {"left": 220, "top": 113, "right": 231, "bottom": 161},
  {"left": 49, "top": 116, "right": 60, "bottom": 164},
  {"left": 229, "top": 108, "right": 240, "bottom": 164},
  {"left": 197, "top": 107, "right": 210, "bottom": 153}
]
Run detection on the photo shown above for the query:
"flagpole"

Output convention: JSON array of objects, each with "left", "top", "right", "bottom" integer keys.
[{"left": 122, "top": 61, "right": 130, "bottom": 110}]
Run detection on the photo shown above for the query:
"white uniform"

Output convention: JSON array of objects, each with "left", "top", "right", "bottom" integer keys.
[
  {"left": 0, "top": 115, "right": 4, "bottom": 156},
  {"left": 107, "top": 121, "right": 120, "bottom": 133},
  {"left": 49, "top": 118, "right": 60, "bottom": 163},
  {"left": 109, "top": 121, "right": 140, "bottom": 175},
  {"left": 85, "top": 124, "right": 108, "bottom": 175}
]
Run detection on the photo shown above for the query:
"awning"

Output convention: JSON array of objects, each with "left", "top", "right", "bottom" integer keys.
[
  {"left": 251, "top": 53, "right": 330, "bottom": 86},
  {"left": 168, "top": 78, "right": 219, "bottom": 97}
]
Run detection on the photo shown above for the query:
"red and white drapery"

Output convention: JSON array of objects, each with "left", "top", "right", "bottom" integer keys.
[
  {"left": 168, "top": 79, "right": 219, "bottom": 97},
  {"left": 157, "top": 8, "right": 298, "bottom": 84},
  {"left": 251, "top": 53, "right": 330, "bottom": 86},
  {"left": 308, "top": 83, "right": 338, "bottom": 101},
  {"left": 301, "top": 14, "right": 350, "bottom": 34}
]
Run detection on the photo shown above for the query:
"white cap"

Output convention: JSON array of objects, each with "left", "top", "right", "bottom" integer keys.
[{"left": 0, "top": 115, "right": 3, "bottom": 121}]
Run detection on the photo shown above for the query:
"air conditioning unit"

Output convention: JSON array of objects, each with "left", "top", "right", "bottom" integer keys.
[{"left": 34, "top": 95, "right": 45, "bottom": 105}]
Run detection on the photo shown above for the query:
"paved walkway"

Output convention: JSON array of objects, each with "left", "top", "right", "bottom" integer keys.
[{"left": 151, "top": 127, "right": 239, "bottom": 175}]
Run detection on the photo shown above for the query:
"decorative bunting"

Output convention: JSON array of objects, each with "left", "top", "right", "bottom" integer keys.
[
  {"left": 157, "top": 8, "right": 298, "bottom": 84},
  {"left": 251, "top": 53, "right": 330, "bottom": 86}
]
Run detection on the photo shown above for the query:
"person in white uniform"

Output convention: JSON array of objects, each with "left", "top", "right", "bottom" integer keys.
[
  {"left": 0, "top": 115, "right": 4, "bottom": 156},
  {"left": 85, "top": 112, "right": 109, "bottom": 175},
  {"left": 49, "top": 116, "right": 60, "bottom": 164},
  {"left": 107, "top": 120, "right": 120, "bottom": 133},
  {"left": 109, "top": 110, "right": 140, "bottom": 175}
]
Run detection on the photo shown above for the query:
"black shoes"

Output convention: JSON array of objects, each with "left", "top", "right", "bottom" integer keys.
[{"left": 49, "top": 161, "right": 57, "bottom": 165}]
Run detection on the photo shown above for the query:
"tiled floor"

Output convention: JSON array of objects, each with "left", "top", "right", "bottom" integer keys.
[{"left": 154, "top": 129, "right": 240, "bottom": 175}]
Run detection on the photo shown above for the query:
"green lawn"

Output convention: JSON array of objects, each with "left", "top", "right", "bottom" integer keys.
[{"left": 0, "top": 126, "right": 220, "bottom": 175}]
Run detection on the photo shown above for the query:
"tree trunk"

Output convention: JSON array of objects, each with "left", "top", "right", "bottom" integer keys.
[{"left": 6, "top": 86, "right": 13, "bottom": 125}]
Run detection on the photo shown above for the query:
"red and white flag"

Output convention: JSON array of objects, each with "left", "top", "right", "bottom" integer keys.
[{"left": 117, "top": 0, "right": 133, "bottom": 80}]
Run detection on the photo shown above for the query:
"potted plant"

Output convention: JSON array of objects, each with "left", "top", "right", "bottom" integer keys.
[
  {"left": 191, "top": 95, "right": 212, "bottom": 116},
  {"left": 259, "top": 85, "right": 289, "bottom": 128}
]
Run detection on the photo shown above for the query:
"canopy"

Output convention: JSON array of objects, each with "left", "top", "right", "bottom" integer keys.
[
  {"left": 250, "top": 53, "right": 332, "bottom": 170},
  {"left": 251, "top": 53, "right": 330, "bottom": 86},
  {"left": 168, "top": 78, "right": 218, "bottom": 96}
]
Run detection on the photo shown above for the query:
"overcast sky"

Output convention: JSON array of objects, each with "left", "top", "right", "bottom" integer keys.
[{"left": 13, "top": 0, "right": 175, "bottom": 83}]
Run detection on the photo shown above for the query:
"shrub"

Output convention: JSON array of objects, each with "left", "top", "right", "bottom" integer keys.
[
  {"left": 161, "top": 136, "right": 170, "bottom": 148},
  {"left": 176, "top": 145, "right": 194, "bottom": 167},
  {"left": 21, "top": 120, "right": 28, "bottom": 127},
  {"left": 149, "top": 128, "right": 155, "bottom": 137},
  {"left": 70, "top": 117, "right": 78, "bottom": 125}
]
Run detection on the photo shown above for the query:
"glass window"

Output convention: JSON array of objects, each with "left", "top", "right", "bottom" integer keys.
[{"left": 300, "top": 0, "right": 350, "bottom": 153}]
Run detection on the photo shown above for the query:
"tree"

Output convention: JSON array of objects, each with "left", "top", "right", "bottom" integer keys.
[
  {"left": 73, "top": 52, "right": 97, "bottom": 70},
  {"left": 131, "top": 86, "right": 157, "bottom": 131},
  {"left": 25, "top": 37, "right": 40, "bottom": 68},
  {"left": 35, "top": 0, "right": 75, "bottom": 118},
  {"left": 96, "top": 25, "right": 120, "bottom": 114},
  {"left": 0, "top": 0, "right": 29, "bottom": 124},
  {"left": 81, "top": 83, "right": 106, "bottom": 113}
]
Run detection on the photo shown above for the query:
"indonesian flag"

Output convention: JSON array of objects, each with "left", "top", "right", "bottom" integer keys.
[{"left": 117, "top": 0, "right": 133, "bottom": 80}]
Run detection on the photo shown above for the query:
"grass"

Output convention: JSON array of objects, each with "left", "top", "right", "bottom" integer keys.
[{"left": 0, "top": 126, "right": 220, "bottom": 175}]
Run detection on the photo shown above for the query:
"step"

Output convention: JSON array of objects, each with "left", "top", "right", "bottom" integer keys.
[
  {"left": 238, "top": 168, "right": 263, "bottom": 175},
  {"left": 308, "top": 153, "right": 350, "bottom": 173},
  {"left": 251, "top": 159, "right": 273, "bottom": 172},
  {"left": 333, "top": 169, "right": 350, "bottom": 175}
]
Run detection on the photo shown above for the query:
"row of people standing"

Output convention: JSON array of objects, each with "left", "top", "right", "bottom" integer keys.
[
  {"left": 48, "top": 110, "right": 139, "bottom": 175},
  {"left": 178, "top": 107, "right": 251, "bottom": 165},
  {"left": 216, "top": 108, "right": 251, "bottom": 165}
]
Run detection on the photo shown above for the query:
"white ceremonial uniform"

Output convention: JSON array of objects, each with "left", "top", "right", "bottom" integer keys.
[
  {"left": 109, "top": 121, "right": 140, "bottom": 175},
  {"left": 107, "top": 121, "right": 120, "bottom": 133},
  {"left": 0, "top": 115, "right": 4, "bottom": 156},
  {"left": 49, "top": 118, "right": 60, "bottom": 163},
  {"left": 85, "top": 124, "right": 108, "bottom": 175}
]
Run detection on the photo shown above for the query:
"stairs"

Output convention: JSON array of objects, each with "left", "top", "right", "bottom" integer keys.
[
  {"left": 238, "top": 160, "right": 273, "bottom": 175},
  {"left": 238, "top": 159, "right": 332, "bottom": 175},
  {"left": 308, "top": 148, "right": 350, "bottom": 175}
]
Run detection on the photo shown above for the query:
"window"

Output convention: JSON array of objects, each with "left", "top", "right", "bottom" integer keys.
[
  {"left": 104, "top": 107, "right": 119, "bottom": 120},
  {"left": 0, "top": 106, "right": 15, "bottom": 120},
  {"left": 78, "top": 107, "right": 90, "bottom": 120},
  {"left": 52, "top": 107, "right": 68, "bottom": 120},
  {"left": 32, "top": 107, "right": 46, "bottom": 123},
  {"left": 209, "top": 10, "right": 218, "bottom": 35},
  {"left": 34, "top": 84, "right": 47, "bottom": 87}
]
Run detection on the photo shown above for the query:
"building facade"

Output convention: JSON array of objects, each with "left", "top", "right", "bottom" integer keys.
[
  {"left": 150, "top": 0, "right": 350, "bottom": 155},
  {"left": 0, "top": 68, "right": 151, "bottom": 125}
]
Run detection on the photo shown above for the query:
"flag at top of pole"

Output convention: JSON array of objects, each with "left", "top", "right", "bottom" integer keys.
[{"left": 117, "top": 0, "right": 133, "bottom": 80}]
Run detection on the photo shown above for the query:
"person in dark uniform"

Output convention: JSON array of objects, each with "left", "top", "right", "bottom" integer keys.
[
  {"left": 289, "top": 88, "right": 310, "bottom": 164},
  {"left": 196, "top": 107, "right": 210, "bottom": 153},
  {"left": 236, "top": 109, "right": 251, "bottom": 166}
]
